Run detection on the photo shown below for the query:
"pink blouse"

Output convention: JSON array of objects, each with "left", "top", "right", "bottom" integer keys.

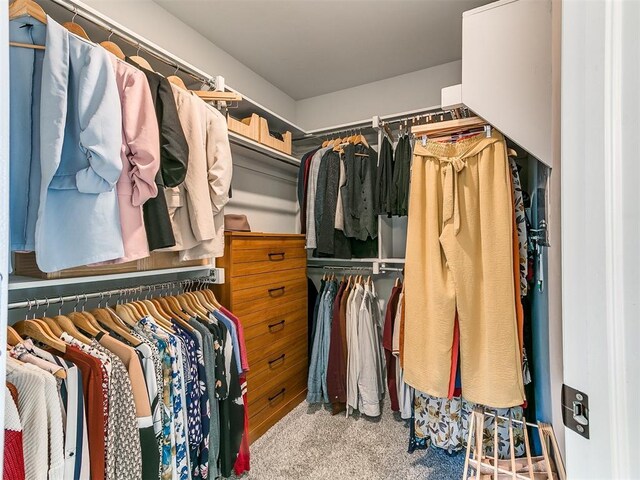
[{"left": 108, "top": 54, "right": 160, "bottom": 263}]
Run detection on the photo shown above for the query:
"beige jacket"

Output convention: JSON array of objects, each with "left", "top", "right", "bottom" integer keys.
[{"left": 162, "top": 85, "right": 232, "bottom": 260}]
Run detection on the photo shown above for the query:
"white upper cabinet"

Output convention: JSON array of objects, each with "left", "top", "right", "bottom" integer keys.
[{"left": 462, "top": 0, "right": 554, "bottom": 167}]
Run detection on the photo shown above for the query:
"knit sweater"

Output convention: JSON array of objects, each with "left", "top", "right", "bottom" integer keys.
[
  {"left": 4, "top": 384, "right": 25, "bottom": 480},
  {"left": 6, "top": 358, "right": 48, "bottom": 480}
]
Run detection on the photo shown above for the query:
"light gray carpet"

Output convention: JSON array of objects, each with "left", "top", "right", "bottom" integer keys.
[{"left": 238, "top": 400, "right": 464, "bottom": 479}]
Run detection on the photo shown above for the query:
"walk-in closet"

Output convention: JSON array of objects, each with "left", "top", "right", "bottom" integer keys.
[{"left": 1, "top": 0, "right": 638, "bottom": 478}]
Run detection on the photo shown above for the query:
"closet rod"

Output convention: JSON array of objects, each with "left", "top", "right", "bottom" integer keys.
[
  {"left": 7, "top": 275, "right": 215, "bottom": 311},
  {"left": 45, "top": 0, "right": 217, "bottom": 87},
  {"left": 307, "top": 265, "right": 402, "bottom": 273},
  {"left": 300, "top": 105, "right": 444, "bottom": 139}
]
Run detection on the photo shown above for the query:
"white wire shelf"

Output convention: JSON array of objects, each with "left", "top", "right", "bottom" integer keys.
[{"left": 8, "top": 266, "right": 224, "bottom": 291}]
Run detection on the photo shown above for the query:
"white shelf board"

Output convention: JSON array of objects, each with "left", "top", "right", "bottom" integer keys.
[
  {"left": 229, "top": 131, "right": 300, "bottom": 167},
  {"left": 9, "top": 265, "right": 223, "bottom": 291}
]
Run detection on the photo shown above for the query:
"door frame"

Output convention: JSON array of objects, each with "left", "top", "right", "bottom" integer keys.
[{"left": 560, "top": 0, "right": 637, "bottom": 477}]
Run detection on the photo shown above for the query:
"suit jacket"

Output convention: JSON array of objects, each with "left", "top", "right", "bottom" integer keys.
[
  {"left": 341, "top": 144, "right": 378, "bottom": 242},
  {"left": 36, "top": 18, "right": 124, "bottom": 272},
  {"left": 376, "top": 136, "right": 394, "bottom": 216},
  {"left": 162, "top": 86, "right": 232, "bottom": 260},
  {"left": 107, "top": 55, "right": 160, "bottom": 263},
  {"left": 316, "top": 150, "right": 351, "bottom": 258},
  {"left": 127, "top": 59, "right": 189, "bottom": 250},
  {"left": 9, "top": 17, "right": 46, "bottom": 254}
]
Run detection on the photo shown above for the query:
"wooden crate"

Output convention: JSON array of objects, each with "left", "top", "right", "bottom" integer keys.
[
  {"left": 13, "top": 251, "right": 209, "bottom": 279},
  {"left": 227, "top": 113, "right": 260, "bottom": 141},
  {"left": 258, "top": 117, "right": 292, "bottom": 155}
]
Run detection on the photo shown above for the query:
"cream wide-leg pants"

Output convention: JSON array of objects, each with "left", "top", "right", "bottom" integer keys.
[{"left": 404, "top": 131, "right": 525, "bottom": 408}]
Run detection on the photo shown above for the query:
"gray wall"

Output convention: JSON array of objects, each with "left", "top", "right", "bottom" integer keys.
[
  {"left": 81, "top": 0, "right": 298, "bottom": 121},
  {"left": 295, "top": 61, "right": 462, "bottom": 131}
]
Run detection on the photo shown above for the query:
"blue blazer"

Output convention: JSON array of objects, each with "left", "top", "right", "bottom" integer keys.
[
  {"left": 9, "top": 17, "right": 46, "bottom": 254},
  {"left": 35, "top": 18, "right": 124, "bottom": 272}
]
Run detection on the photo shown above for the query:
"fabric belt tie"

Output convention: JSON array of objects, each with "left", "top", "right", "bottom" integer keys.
[{"left": 440, "top": 156, "right": 467, "bottom": 235}]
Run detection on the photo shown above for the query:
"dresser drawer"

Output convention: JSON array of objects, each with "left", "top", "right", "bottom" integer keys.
[
  {"left": 244, "top": 303, "right": 307, "bottom": 342},
  {"left": 247, "top": 359, "right": 307, "bottom": 420},
  {"left": 247, "top": 339, "right": 307, "bottom": 386},
  {"left": 242, "top": 296, "right": 306, "bottom": 332},
  {"left": 232, "top": 255, "right": 306, "bottom": 278},
  {"left": 232, "top": 277, "right": 307, "bottom": 317},
  {"left": 232, "top": 268, "right": 305, "bottom": 292},
  {"left": 234, "top": 245, "right": 306, "bottom": 264},
  {"left": 233, "top": 237, "right": 305, "bottom": 251},
  {"left": 246, "top": 325, "right": 306, "bottom": 366}
]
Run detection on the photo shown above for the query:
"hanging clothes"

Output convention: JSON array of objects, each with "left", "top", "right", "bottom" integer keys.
[
  {"left": 409, "top": 393, "right": 526, "bottom": 458},
  {"left": 404, "top": 132, "right": 525, "bottom": 408},
  {"left": 8, "top": 15, "right": 46, "bottom": 255},
  {"left": 356, "top": 282, "right": 385, "bottom": 417},
  {"left": 392, "top": 134, "right": 412, "bottom": 216},
  {"left": 126, "top": 59, "right": 189, "bottom": 252},
  {"left": 383, "top": 282, "right": 402, "bottom": 412},
  {"left": 326, "top": 279, "right": 348, "bottom": 411},
  {"left": 104, "top": 54, "right": 161, "bottom": 264},
  {"left": 161, "top": 87, "right": 233, "bottom": 261},
  {"left": 375, "top": 136, "right": 394, "bottom": 216},
  {"left": 36, "top": 18, "right": 124, "bottom": 272},
  {"left": 4, "top": 384, "right": 26, "bottom": 480},
  {"left": 307, "top": 279, "right": 338, "bottom": 404}
]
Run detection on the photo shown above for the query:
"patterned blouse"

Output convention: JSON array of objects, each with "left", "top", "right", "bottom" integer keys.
[
  {"left": 92, "top": 342, "right": 142, "bottom": 480},
  {"left": 172, "top": 321, "right": 207, "bottom": 478},
  {"left": 134, "top": 321, "right": 175, "bottom": 480},
  {"left": 139, "top": 317, "right": 190, "bottom": 480}
]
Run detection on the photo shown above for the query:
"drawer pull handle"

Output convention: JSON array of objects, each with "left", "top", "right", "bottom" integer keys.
[
  {"left": 268, "top": 388, "right": 286, "bottom": 402},
  {"left": 268, "top": 252, "right": 286, "bottom": 261},
  {"left": 268, "top": 286, "right": 286, "bottom": 297},
  {"left": 268, "top": 319, "right": 286, "bottom": 331},
  {"left": 268, "top": 353, "right": 286, "bottom": 366}
]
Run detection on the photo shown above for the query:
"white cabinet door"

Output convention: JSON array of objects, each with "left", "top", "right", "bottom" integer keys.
[
  {"left": 561, "top": 0, "right": 639, "bottom": 477},
  {"left": 462, "top": 0, "right": 553, "bottom": 167}
]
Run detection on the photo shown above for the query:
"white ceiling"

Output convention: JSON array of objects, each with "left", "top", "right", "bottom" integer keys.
[{"left": 154, "top": 0, "right": 493, "bottom": 100}]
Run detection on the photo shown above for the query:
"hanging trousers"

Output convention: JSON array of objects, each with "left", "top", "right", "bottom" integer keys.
[{"left": 404, "top": 131, "right": 525, "bottom": 408}]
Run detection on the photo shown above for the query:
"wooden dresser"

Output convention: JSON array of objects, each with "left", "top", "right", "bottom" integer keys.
[{"left": 212, "top": 232, "right": 308, "bottom": 443}]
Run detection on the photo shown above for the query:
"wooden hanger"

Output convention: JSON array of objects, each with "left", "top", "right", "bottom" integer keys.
[
  {"left": 411, "top": 116, "right": 488, "bottom": 139},
  {"left": 200, "top": 287, "right": 222, "bottom": 310},
  {"left": 167, "top": 75, "right": 188, "bottom": 90},
  {"left": 81, "top": 310, "right": 108, "bottom": 334},
  {"left": 115, "top": 304, "right": 140, "bottom": 328},
  {"left": 92, "top": 308, "right": 142, "bottom": 347},
  {"left": 183, "top": 292, "right": 209, "bottom": 318},
  {"left": 177, "top": 293, "right": 199, "bottom": 316},
  {"left": 100, "top": 40, "right": 125, "bottom": 60},
  {"left": 192, "top": 290, "right": 214, "bottom": 313},
  {"left": 507, "top": 148, "right": 518, "bottom": 158},
  {"left": 166, "top": 295, "right": 191, "bottom": 321},
  {"left": 9, "top": 0, "right": 47, "bottom": 50},
  {"left": 7, "top": 327, "right": 23, "bottom": 347},
  {"left": 194, "top": 90, "right": 242, "bottom": 102},
  {"left": 394, "top": 277, "right": 401, "bottom": 288},
  {"left": 68, "top": 311, "right": 100, "bottom": 337},
  {"left": 9, "top": 0, "right": 47, "bottom": 24},
  {"left": 14, "top": 319, "right": 66, "bottom": 353},
  {"left": 129, "top": 55, "right": 153, "bottom": 71},
  {"left": 41, "top": 317, "right": 64, "bottom": 337},
  {"left": 150, "top": 297, "right": 174, "bottom": 320},
  {"left": 55, "top": 315, "right": 92, "bottom": 345},
  {"left": 143, "top": 298, "right": 170, "bottom": 322},
  {"left": 354, "top": 133, "right": 370, "bottom": 148},
  {"left": 63, "top": 11, "right": 90, "bottom": 40}
]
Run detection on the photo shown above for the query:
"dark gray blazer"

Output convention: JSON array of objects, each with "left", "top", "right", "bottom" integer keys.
[{"left": 341, "top": 144, "right": 378, "bottom": 242}]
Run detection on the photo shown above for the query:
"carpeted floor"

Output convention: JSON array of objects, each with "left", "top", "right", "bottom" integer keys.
[{"left": 238, "top": 400, "right": 464, "bottom": 480}]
